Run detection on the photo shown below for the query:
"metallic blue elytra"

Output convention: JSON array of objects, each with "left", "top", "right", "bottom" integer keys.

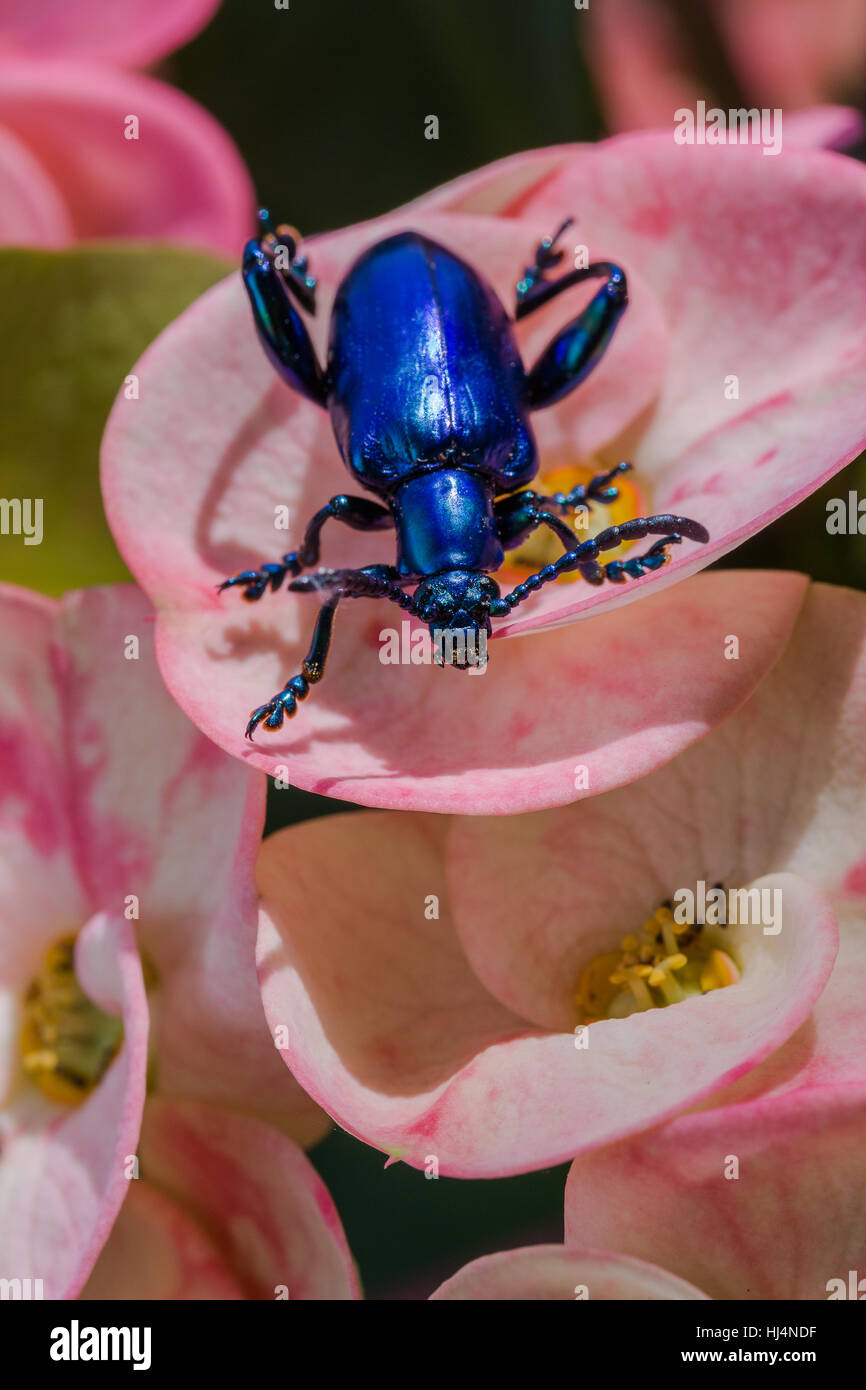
[{"left": 221, "top": 211, "right": 709, "bottom": 738}]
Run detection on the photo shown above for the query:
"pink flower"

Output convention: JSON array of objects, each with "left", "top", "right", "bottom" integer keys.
[
  {"left": 0, "top": 582, "right": 356, "bottom": 1299},
  {"left": 256, "top": 582, "right": 866, "bottom": 1177},
  {"left": 0, "top": 0, "right": 252, "bottom": 253},
  {"left": 581, "top": 0, "right": 866, "bottom": 136},
  {"left": 103, "top": 133, "right": 866, "bottom": 812}
]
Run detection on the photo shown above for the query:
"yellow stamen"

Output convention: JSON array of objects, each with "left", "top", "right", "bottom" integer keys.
[
  {"left": 574, "top": 897, "right": 742, "bottom": 1023},
  {"left": 20, "top": 936, "right": 124, "bottom": 1105},
  {"left": 700, "top": 949, "right": 741, "bottom": 993}
]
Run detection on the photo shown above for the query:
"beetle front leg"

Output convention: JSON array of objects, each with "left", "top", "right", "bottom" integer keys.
[
  {"left": 244, "top": 565, "right": 413, "bottom": 738},
  {"left": 490, "top": 515, "right": 710, "bottom": 614},
  {"left": 218, "top": 495, "right": 394, "bottom": 600}
]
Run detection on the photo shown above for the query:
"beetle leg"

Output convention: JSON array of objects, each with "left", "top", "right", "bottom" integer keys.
[
  {"left": 244, "top": 565, "right": 413, "bottom": 738},
  {"left": 242, "top": 219, "right": 327, "bottom": 406},
  {"left": 494, "top": 464, "right": 632, "bottom": 551},
  {"left": 520, "top": 260, "right": 629, "bottom": 410},
  {"left": 489, "top": 514, "right": 710, "bottom": 615},
  {"left": 514, "top": 218, "right": 575, "bottom": 310},
  {"left": 256, "top": 208, "right": 318, "bottom": 314},
  {"left": 218, "top": 495, "right": 394, "bottom": 600},
  {"left": 245, "top": 594, "right": 340, "bottom": 739},
  {"left": 534, "top": 462, "right": 633, "bottom": 512},
  {"left": 494, "top": 491, "right": 579, "bottom": 551}
]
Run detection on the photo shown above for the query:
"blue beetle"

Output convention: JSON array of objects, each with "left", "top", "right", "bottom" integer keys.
[{"left": 221, "top": 211, "right": 709, "bottom": 738}]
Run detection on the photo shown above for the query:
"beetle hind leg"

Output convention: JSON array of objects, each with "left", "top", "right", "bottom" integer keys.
[{"left": 242, "top": 211, "right": 326, "bottom": 406}]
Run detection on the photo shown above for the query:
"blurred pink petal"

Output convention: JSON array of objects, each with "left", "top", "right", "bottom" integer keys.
[
  {"left": 430, "top": 1244, "right": 709, "bottom": 1300},
  {"left": 257, "top": 815, "right": 835, "bottom": 1176},
  {"left": 0, "top": 912, "right": 148, "bottom": 1299},
  {"left": 0, "top": 0, "right": 221, "bottom": 69},
  {"left": 564, "top": 1085, "right": 866, "bottom": 1300},
  {"left": 82, "top": 1181, "right": 246, "bottom": 1299},
  {"left": 83, "top": 1100, "right": 359, "bottom": 1299},
  {"left": 582, "top": 0, "right": 866, "bottom": 129},
  {"left": 722, "top": 0, "right": 866, "bottom": 109},
  {"left": 0, "top": 60, "right": 252, "bottom": 252},
  {"left": 0, "top": 123, "right": 73, "bottom": 243},
  {"left": 782, "top": 105, "right": 866, "bottom": 149}
]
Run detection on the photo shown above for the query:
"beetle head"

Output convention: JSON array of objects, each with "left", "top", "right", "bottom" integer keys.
[{"left": 412, "top": 569, "right": 499, "bottom": 669}]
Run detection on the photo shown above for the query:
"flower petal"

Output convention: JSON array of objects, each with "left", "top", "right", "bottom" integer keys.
[
  {"left": 81, "top": 1180, "right": 246, "bottom": 1299},
  {"left": 0, "top": 60, "right": 252, "bottom": 253},
  {"left": 0, "top": 122, "right": 73, "bottom": 244},
  {"left": 564, "top": 1085, "right": 866, "bottom": 1300},
  {"left": 0, "top": 0, "right": 221, "bottom": 68},
  {"left": 84, "top": 1098, "right": 358, "bottom": 1299},
  {"left": 430, "top": 1243, "right": 709, "bottom": 1300},
  {"left": 257, "top": 812, "right": 533, "bottom": 1175},
  {"left": 579, "top": 0, "right": 866, "bottom": 134},
  {"left": 719, "top": 0, "right": 866, "bottom": 110},
  {"left": 696, "top": 900, "right": 866, "bottom": 1109}
]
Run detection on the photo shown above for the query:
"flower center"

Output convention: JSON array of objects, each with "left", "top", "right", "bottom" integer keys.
[
  {"left": 575, "top": 901, "right": 741, "bottom": 1024},
  {"left": 19, "top": 937, "right": 124, "bottom": 1105},
  {"left": 499, "top": 456, "right": 646, "bottom": 584}
]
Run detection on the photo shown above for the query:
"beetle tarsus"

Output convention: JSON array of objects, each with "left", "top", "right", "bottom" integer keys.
[
  {"left": 218, "top": 552, "right": 302, "bottom": 601},
  {"left": 500, "top": 516, "right": 709, "bottom": 610}
]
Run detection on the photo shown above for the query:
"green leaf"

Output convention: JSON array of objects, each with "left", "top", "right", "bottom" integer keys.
[{"left": 0, "top": 243, "right": 232, "bottom": 596}]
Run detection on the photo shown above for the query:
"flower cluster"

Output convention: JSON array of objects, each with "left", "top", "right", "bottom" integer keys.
[{"left": 3, "top": 0, "right": 866, "bottom": 1298}]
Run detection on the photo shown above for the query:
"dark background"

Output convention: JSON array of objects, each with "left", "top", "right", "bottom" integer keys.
[{"left": 167, "top": 0, "right": 865, "bottom": 1298}]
